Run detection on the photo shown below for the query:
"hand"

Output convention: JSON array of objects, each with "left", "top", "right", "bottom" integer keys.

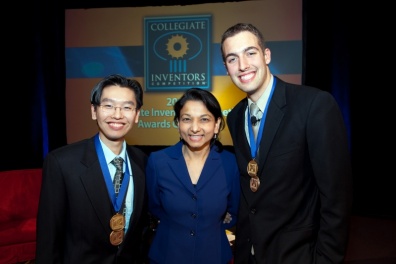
[{"left": 223, "top": 212, "right": 232, "bottom": 224}]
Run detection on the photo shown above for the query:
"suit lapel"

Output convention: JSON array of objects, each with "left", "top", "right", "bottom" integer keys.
[
  {"left": 166, "top": 143, "right": 222, "bottom": 191},
  {"left": 166, "top": 142, "right": 196, "bottom": 193},
  {"left": 125, "top": 147, "right": 145, "bottom": 230},
  {"left": 229, "top": 78, "right": 287, "bottom": 202},
  {"left": 235, "top": 99, "right": 252, "bottom": 159},
  {"left": 79, "top": 137, "right": 114, "bottom": 233},
  {"left": 195, "top": 149, "right": 221, "bottom": 190},
  {"left": 257, "top": 79, "right": 286, "bottom": 170}
]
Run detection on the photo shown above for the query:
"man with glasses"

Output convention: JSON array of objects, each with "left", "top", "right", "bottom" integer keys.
[{"left": 36, "top": 74, "right": 150, "bottom": 264}]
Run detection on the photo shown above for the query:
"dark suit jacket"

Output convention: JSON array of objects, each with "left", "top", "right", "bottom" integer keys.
[
  {"left": 146, "top": 141, "right": 240, "bottom": 264},
  {"left": 36, "top": 135, "right": 149, "bottom": 264},
  {"left": 227, "top": 77, "right": 353, "bottom": 264}
]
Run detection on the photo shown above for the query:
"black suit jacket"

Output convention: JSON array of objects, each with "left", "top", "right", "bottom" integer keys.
[
  {"left": 227, "top": 77, "right": 353, "bottom": 264},
  {"left": 36, "top": 136, "right": 149, "bottom": 264}
]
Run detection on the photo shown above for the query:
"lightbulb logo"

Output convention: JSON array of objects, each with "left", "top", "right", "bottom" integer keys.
[{"left": 144, "top": 15, "right": 212, "bottom": 91}]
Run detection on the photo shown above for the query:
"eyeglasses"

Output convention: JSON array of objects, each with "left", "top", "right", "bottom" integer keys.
[{"left": 99, "top": 104, "right": 136, "bottom": 114}]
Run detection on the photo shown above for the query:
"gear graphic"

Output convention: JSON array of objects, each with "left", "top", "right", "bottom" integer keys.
[{"left": 166, "top": 35, "right": 189, "bottom": 59}]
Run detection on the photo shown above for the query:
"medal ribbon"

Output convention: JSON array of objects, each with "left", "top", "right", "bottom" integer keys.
[
  {"left": 248, "top": 78, "right": 276, "bottom": 159},
  {"left": 95, "top": 134, "right": 130, "bottom": 212}
]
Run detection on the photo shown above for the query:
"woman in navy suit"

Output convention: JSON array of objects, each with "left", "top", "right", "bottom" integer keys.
[{"left": 146, "top": 88, "right": 240, "bottom": 264}]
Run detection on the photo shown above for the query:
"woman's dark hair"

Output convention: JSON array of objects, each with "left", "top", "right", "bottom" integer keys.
[
  {"left": 90, "top": 74, "right": 144, "bottom": 110},
  {"left": 173, "top": 88, "right": 225, "bottom": 151}
]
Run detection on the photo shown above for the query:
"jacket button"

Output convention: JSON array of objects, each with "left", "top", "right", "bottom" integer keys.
[
  {"left": 250, "top": 209, "right": 256, "bottom": 214},
  {"left": 190, "top": 231, "right": 195, "bottom": 236}
]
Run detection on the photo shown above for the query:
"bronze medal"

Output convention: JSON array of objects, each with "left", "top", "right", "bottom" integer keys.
[
  {"left": 110, "top": 230, "right": 124, "bottom": 246},
  {"left": 250, "top": 176, "right": 260, "bottom": 192},
  {"left": 110, "top": 213, "right": 125, "bottom": 231},
  {"left": 247, "top": 159, "right": 258, "bottom": 177},
  {"left": 247, "top": 159, "right": 260, "bottom": 192}
]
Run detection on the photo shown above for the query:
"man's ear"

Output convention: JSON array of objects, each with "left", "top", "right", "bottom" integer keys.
[
  {"left": 223, "top": 63, "right": 229, "bottom": 75},
  {"left": 264, "top": 48, "right": 271, "bottom": 64},
  {"left": 91, "top": 104, "right": 97, "bottom": 120}
]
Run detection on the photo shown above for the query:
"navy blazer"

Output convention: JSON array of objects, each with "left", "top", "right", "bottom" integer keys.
[
  {"left": 227, "top": 77, "right": 353, "bottom": 264},
  {"left": 36, "top": 136, "right": 149, "bottom": 264},
  {"left": 146, "top": 141, "right": 240, "bottom": 264}
]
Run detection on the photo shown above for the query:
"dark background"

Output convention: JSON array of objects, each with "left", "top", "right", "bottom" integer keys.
[{"left": 4, "top": 1, "right": 393, "bottom": 218}]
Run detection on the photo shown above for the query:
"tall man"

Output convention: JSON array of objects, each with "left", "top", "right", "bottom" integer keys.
[{"left": 221, "top": 23, "right": 353, "bottom": 264}]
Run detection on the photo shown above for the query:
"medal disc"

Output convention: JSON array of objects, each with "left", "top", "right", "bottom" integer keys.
[
  {"left": 250, "top": 176, "right": 260, "bottom": 192},
  {"left": 247, "top": 159, "right": 258, "bottom": 177},
  {"left": 110, "top": 213, "right": 125, "bottom": 231},
  {"left": 110, "top": 230, "right": 124, "bottom": 246}
]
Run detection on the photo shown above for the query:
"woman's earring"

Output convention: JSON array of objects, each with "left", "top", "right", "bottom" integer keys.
[{"left": 214, "top": 133, "right": 218, "bottom": 139}]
